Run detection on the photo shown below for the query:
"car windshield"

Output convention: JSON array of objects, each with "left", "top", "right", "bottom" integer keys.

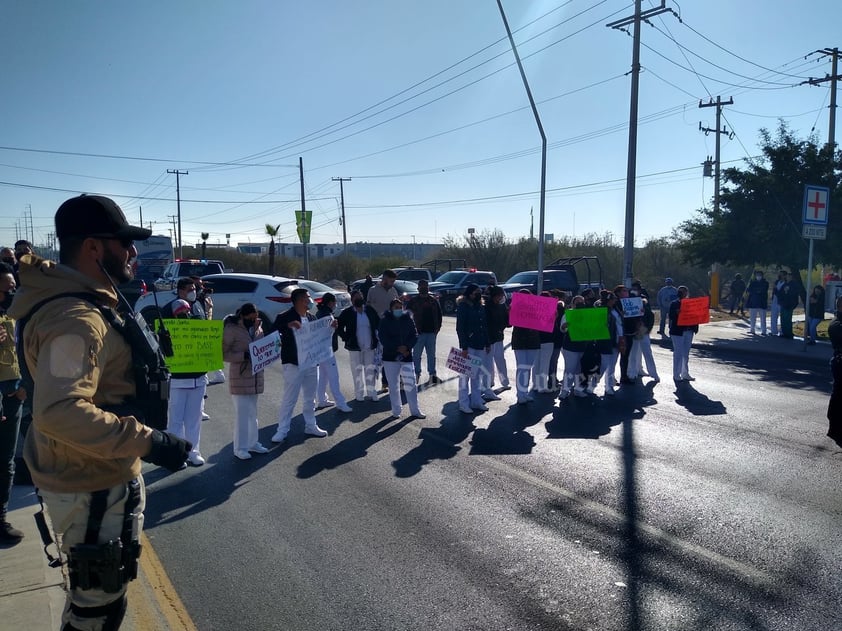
[
  {"left": 395, "top": 280, "right": 419, "bottom": 293},
  {"left": 435, "top": 271, "right": 467, "bottom": 284},
  {"left": 505, "top": 272, "right": 537, "bottom": 284}
]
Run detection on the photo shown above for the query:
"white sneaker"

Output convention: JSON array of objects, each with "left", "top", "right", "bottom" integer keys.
[
  {"left": 482, "top": 390, "right": 501, "bottom": 401},
  {"left": 472, "top": 403, "right": 489, "bottom": 412},
  {"left": 249, "top": 443, "right": 270, "bottom": 454},
  {"left": 201, "top": 412, "right": 210, "bottom": 421},
  {"left": 558, "top": 389, "right": 571, "bottom": 399},
  {"left": 316, "top": 400, "right": 334, "bottom": 409},
  {"left": 187, "top": 452, "right": 205, "bottom": 466},
  {"left": 458, "top": 405, "right": 475, "bottom": 414},
  {"left": 337, "top": 403, "right": 353, "bottom": 413},
  {"left": 410, "top": 411, "right": 426, "bottom": 419},
  {"left": 304, "top": 425, "right": 328, "bottom": 437},
  {"left": 364, "top": 395, "right": 377, "bottom": 401},
  {"left": 271, "top": 430, "right": 287, "bottom": 443},
  {"left": 234, "top": 450, "right": 252, "bottom": 460}
]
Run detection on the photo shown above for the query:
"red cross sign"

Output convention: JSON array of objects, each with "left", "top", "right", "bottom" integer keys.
[{"left": 803, "top": 185, "right": 830, "bottom": 225}]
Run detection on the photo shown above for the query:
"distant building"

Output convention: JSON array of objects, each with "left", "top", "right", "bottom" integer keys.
[{"left": 233, "top": 241, "right": 443, "bottom": 261}]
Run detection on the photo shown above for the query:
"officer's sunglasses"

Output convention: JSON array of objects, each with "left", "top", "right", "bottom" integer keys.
[{"left": 92, "top": 235, "right": 134, "bottom": 249}]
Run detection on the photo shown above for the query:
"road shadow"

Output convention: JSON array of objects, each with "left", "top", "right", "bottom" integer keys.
[
  {"left": 467, "top": 393, "right": 558, "bottom": 455},
  {"left": 392, "top": 402, "right": 479, "bottom": 477},
  {"left": 692, "top": 345, "right": 831, "bottom": 392},
  {"left": 673, "top": 381, "right": 727, "bottom": 416},
  {"left": 297, "top": 414, "right": 415, "bottom": 479},
  {"left": 545, "top": 382, "right": 657, "bottom": 440}
]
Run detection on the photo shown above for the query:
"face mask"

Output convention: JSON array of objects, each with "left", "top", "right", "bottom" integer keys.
[
  {"left": 0, "top": 290, "right": 13, "bottom": 310},
  {"left": 392, "top": 309, "right": 404, "bottom": 318},
  {"left": 353, "top": 298, "right": 364, "bottom": 308},
  {"left": 755, "top": 275, "right": 761, "bottom": 280},
  {"left": 186, "top": 290, "right": 197, "bottom": 302}
]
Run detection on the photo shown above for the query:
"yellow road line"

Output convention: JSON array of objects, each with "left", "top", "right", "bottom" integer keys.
[{"left": 128, "top": 532, "right": 198, "bottom": 631}]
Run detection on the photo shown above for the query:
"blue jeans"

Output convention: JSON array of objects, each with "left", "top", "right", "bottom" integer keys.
[{"left": 413, "top": 332, "right": 438, "bottom": 378}]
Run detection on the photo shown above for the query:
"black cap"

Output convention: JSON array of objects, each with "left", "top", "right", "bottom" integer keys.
[{"left": 55, "top": 195, "right": 152, "bottom": 242}]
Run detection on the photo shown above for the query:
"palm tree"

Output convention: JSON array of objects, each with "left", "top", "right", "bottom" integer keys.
[
  {"left": 201, "top": 232, "right": 209, "bottom": 259},
  {"left": 265, "top": 224, "right": 280, "bottom": 275}
]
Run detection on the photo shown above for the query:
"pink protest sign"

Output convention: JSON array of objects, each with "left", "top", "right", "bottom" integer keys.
[{"left": 509, "top": 292, "right": 559, "bottom": 333}]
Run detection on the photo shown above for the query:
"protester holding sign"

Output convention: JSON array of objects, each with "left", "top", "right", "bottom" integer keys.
[
  {"left": 378, "top": 299, "right": 425, "bottom": 419},
  {"left": 315, "top": 294, "right": 353, "bottom": 413},
  {"left": 222, "top": 303, "right": 270, "bottom": 460},
  {"left": 483, "top": 285, "right": 511, "bottom": 392},
  {"left": 597, "top": 293, "right": 624, "bottom": 396},
  {"left": 559, "top": 295, "right": 588, "bottom": 399},
  {"left": 455, "top": 284, "right": 490, "bottom": 413},
  {"left": 510, "top": 289, "right": 541, "bottom": 405},
  {"left": 669, "top": 286, "right": 699, "bottom": 382},
  {"left": 167, "top": 277, "right": 211, "bottom": 466},
  {"left": 271, "top": 288, "right": 329, "bottom": 443},
  {"left": 627, "top": 296, "right": 660, "bottom": 384}
]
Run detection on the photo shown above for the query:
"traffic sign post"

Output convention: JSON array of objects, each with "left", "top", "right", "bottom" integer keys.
[{"left": 803, "top": 185, "right": 831, "bottom": 350}]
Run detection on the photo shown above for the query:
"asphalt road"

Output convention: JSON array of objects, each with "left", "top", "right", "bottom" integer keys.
[{"left": 141, "top": 320, "right": 842, "bottom": 631}]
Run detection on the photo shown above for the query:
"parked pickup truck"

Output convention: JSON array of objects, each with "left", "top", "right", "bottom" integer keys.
[
  {"left": 428, "top": 269, "right": 498, "bottom": 315},
  {"left": 154, "top": 259, "right": 225, "bottom": 291}
]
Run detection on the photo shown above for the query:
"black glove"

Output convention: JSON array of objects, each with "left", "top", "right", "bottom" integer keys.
[{"left": 143, "top": 430, "right": 192, "bottom": 472}]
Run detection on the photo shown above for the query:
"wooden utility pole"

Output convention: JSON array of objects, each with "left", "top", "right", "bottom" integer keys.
[
  {"left": 332, "top": 177, "right": 351, "bottom": 252},
  {"left": 167, "top": 169, "right": 188, "bottom": 258}
]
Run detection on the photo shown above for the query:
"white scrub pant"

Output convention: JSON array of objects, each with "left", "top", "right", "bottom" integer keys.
[
  {"left": 628, "top": 334, "right": 659, "bottom": 380},
  {"left": 484, "top": 340, "right": 509, "bottom": 388},
  {"left": 383, "top": 360, "right": 422, "bottom": 417},
  {"left": 317, "top": 355, "right": 349, "bottom": 406},
  {"left": 275, "top": 363, "right": 318, "bottom": 439},
  {"left": 600, "top": 351, "right": 619, "bottom": 390},
  {"left": 513, "top": 348, "right": 538, "bottom": 401},
  {"left": 232, "top": 393, "right": 259, "bottom": 453},
  {"left": 560, "top": 348, "right": 583, "bottom": 393},
  {"left": 535, "top": 342, "right": 555, "bottom": 392},
  {"left": 749, "top": 308, "right": 767, "bottom": 335},
  {"left": 458, "top": 348, "right": 486, "bottom": 408},
  {"left": 168, "top": 376, "right": 207, "bottom": 457},
  {"left": 671, "top": 332, "right": 694, "bottom": 380},
  {"left": 348, "top": 348, "right": 377, "bottom": 399}
]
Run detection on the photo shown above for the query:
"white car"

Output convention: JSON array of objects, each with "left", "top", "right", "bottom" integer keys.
[{"left": 133, "top": 273, "right": 349, "bottom": 333}]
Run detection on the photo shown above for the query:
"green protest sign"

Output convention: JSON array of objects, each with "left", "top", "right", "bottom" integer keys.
[
  {"left": 161, "top": 319, "right": 224, "bottom": 373},
  {"left": 565, "top": 307, "right": 610, "bottom": 341}
]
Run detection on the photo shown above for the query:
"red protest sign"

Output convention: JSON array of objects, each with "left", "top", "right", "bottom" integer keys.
[{"left": 677, "top": 296, "right": 710, "bottom": 326}]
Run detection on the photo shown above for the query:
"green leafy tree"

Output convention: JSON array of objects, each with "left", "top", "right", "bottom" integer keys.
[{"left": 676, "top": 123, "right": 841, "bottom": 277}]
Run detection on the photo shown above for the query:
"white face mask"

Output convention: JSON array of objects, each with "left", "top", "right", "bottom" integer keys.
[
  {"left": 186, "top": 290, "right": 197, "bottom": 302},
  {"left": 392, "top": 309, "right": 404, "bottom": 318}
]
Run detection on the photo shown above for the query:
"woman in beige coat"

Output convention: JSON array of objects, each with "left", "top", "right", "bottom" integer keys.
[{"left": 222, "top": 303, "right": 269, "bottom": 460}]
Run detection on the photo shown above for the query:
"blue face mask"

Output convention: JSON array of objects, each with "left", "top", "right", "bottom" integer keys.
[{"left": 392, "top": 309, "right": 404, "bottom": 318}]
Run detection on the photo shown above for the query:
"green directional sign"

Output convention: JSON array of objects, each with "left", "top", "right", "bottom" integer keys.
[{"left": 295, "top": 210, "right": 312, "bottom": 244}]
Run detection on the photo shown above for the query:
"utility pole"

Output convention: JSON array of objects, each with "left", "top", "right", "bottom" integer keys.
[
  {"left": 167, "top": 169, "right": 188, "bottom": 258},
  {"left": 299, "top": 157, "right": 309, "bottom": 279},
  {"left": 608, "top": 0, "right": 673, "bottom": 286},
  {"left": 497, "top": 0, "right": 547, "bottom": 292},
  {"left": 805, "top": 48, "right": 840, "bottom": 151},
  {"left": 699, "top": 96, "right": 734, "bottom": 216},
  {"left": 168, "top": 214, "right": 178, "bottom": 248},
  {"left": 332, "top": 177, "right": 351, "bottom": 252}
]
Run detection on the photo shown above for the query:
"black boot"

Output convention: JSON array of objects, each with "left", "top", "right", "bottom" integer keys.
[{"left": 0, "top": 518, "right": 24, "bottom": 543}]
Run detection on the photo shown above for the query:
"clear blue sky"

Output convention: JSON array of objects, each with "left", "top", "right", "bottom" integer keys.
[{"left": 0, "top": 0, "right": 838, "bottom": 252}]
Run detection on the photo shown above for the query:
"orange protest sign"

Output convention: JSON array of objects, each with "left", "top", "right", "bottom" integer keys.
[{"left": 676, "top": 296, "right": 710, "bottom": 326}]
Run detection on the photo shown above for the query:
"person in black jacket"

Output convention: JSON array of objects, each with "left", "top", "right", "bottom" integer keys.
[
  {"left": 483, "top": 285, "right": 510, "bottom": 393},
  {"left": 456, "top": 284, "right": 490, "bottom": 413},
  {"left": 406, "top": 279, "right": 443, "bottom": 386},
  {"left": 559, "top": 295, "right": 589, "bottom": 399},
  {"left": 777, "top": 273, "right": 800, "bottom": 339},
  {"left": 806, "top": 284, "right": 825, "bottom": 345},
  {"left": 271, "top": 287, "right": 329, "bottom": 442},
  {"left": 378, "top": 299, "right": 424, "bottom": 419},
  {"left": 511, "top": 289, "right": 541, "bottom": 405},
  {"left": 745, "top": 270, "right": 770, "bottom": 335},
  {"left": 337, "top": 290, "right": 381, "bottom": 401}
]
